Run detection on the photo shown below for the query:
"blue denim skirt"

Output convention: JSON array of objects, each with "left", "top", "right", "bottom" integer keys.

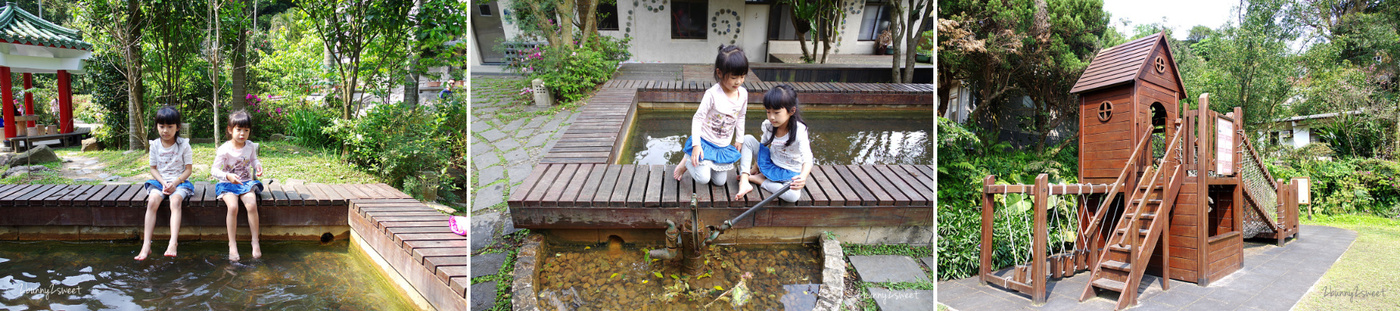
[{"left": 215, "top": 180, "right": 263, "bottom": 198}]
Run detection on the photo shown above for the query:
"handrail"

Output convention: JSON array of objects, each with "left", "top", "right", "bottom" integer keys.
[
  {"left": 1079, "top": 128, "right": 1156, "bottom": 247},
  {"left": 1122, "top": 126, "right": 1184, "bottom": 266}
]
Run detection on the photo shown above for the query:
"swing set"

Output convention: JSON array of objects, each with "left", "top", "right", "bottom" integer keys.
[{"left": 976, "top": 33, "right": 1306, "bottom": 310}]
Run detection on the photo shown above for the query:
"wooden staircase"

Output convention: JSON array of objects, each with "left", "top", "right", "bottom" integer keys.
[{"left": 1080, "top": 125, "right": 1186, "bottom": 310}]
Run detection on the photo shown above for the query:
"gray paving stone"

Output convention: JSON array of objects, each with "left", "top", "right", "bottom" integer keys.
[
  {"left": 504, "top": 118, "right": 526, "bottom": 131},
  {"left": 471, "top": 211, "right": 501, "bottom": 251},
  {"left": 473, "top": 183, "right": 505, "bottom": 211},
  {"left": 508, "top": 164, "right": 533, "bottom": 186},
  {"left": 479, "top": 128, "right": 508, "bottom": 142},
  {"left": 477, "top": 166, "right": 506, "bottom": 187},
  {"left": 919, "top": 256, "right": 934, "bottom": 270},
  {"left": 524, "top": 116, "right": 547, "bottom": 129},
  {"left": 472, "top": 120, "right": 491, "bottom": 132},
  {"left": 472, "top": 141, "right": 493, "bottom": 156},
  {"left": 849, "top": 255, "right": 930, "bottom": 283},
  {"left": 471, "top": 252, "right": 508, "bottom": 279},
  {"left": 501, "top": 148, "right": 530, "bottom": 166},
  {"left": 475, "top": 106, "right": 500, "bottom": 114},
  {"left": 525, "top": 133, "right": 551, "bottom": 148},
  {"left": 541, "top": 115, "right": 565, "bottom": 133},
  {"left": 492, "top": 137, "right": 522, "bottom": 152},
  {"left": 473, "top": 152, "right": 500, "bottom": 170},
  {"left": 470, "top": 281, "right": 497, "bottom": 310},
  {"left": 867, "top": 288, "right": 933, "bottom": 311}
]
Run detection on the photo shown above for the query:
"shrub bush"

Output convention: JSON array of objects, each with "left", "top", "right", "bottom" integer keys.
[
  {"left": 937, "top": 118, "right": 1080, "bottom": 280},
  {"left": 324, "top": 101, "right": 462, "bottom": 203},
  {"left": 507, "top": 35, "right": 629, "bottom": 103},
  {"left": 1269, "top": 152, "right": 1400, "bottom": 218}
]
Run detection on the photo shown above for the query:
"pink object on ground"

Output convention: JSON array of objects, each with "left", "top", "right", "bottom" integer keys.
[{"left": 450, "top": 216, "right": 468, "bottom": 236}]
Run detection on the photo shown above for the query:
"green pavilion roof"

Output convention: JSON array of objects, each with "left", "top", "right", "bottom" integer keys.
[{"left": 0, "top": 4, "right": 91, "bottom": 51}]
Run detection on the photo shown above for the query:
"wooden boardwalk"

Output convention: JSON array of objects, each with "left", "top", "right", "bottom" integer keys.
[
  {"left": 511, "top": 80, "right": 934, "bottom": 229},
  {"left": 0, "top": 182, "right": 468, "bottom": 310}
]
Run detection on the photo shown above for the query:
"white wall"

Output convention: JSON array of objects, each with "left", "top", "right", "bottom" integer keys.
[{"left": 474, "top": 0, "right": 895, "bottom": 64}]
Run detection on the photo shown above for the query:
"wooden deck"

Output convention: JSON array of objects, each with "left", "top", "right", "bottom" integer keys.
[
  {"left": 349, "top": 197, "right": 468, "bottom": 311},
  {"left": 0, "top": 182, "right": 470, "bottom": 311},
  {"left": 0, "top": 183, "right": 408, "bottom": 227},
  {"left": 510, "top": 80, "right": 934, "bottom": 229}
]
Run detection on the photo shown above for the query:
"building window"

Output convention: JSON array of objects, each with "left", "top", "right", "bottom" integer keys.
[
  {"left": 858, "top": 3, "right": 893, "bottom": 41},
  {"left": 671, "top": 1, "right": 707, "bottom": 39},
  {"left": 598, "top": 2, "right": 620, "bottom": 30},
  {"left": 479, "top": 4, "right": 492, "bottom": 16}
]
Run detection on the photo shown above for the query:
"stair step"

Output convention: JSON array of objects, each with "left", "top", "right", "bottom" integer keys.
[
  {"left": 1092, "top": 278, "right": 1127, "bottom": 292},
  {"left": 1116, "top": 227, "right": 1150, "bottom": 236},
  {"left": 1130, "top": 198, "right": 1162, "bottom": 206},
  {"left": 1100, "top": 260, "right": 1131, "bottom": 272},
  {"left": 1108, "top": 244, "right": 1132, "bottom": 253}
]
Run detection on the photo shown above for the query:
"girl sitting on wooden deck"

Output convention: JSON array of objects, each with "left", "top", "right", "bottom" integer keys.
[
  {"left": 733, "top": 84, "right": 812, "bottom": 202},
  {"left": 135, "top": 106, "right": 194, "bottom": 260},
  {"left": 673, "top": 44, "right": 749, "bottom": 186},
  {"left": 212, "top": 110, "right": 265, "bottom": 261}
]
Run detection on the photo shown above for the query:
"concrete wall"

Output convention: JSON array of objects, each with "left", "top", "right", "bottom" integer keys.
[{"left": 475, "top": 0, "right": 897, "bottom": 64}]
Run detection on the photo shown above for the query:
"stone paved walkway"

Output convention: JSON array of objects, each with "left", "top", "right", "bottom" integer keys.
[
  {"left": 850, "top": 255, "right": 937, "bottom": 311},
  {"left": 468, "top": 75, "right": 581, "bottom": 308},
  {"left": 938, "top": 225, "right": 1356, "bottom": 311}
]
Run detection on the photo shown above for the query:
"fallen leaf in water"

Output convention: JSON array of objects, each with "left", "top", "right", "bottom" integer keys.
[
  {"left": 714, "top": 286, "right": 723, "bottom": 290},
  {"left": 610, "top": 273, "right": 619, "bottom": 279},
  {"left": 642, "top": 279, "right": 649, "bottom": 284},
  {"left": 585, "top": 246, "right": 591, "bottom": 250},
  {"left": 653, "top": 271, "right": 663, "bottom": 278}
]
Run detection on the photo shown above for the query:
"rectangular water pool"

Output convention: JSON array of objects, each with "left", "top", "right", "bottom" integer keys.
[
  {"left": 620, "top": 109, "right": 932, "bottom": 165},
  {"left": 0, "top": 240, "right": 413, "bottom": 309}
]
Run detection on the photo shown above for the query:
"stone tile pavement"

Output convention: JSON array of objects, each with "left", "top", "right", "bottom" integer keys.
[
  {"left": 938, "top": 225, "right": 1356, "bottom": 311},
  {"left": 468, "top": 75, "right": 582, "bottom": 308},
  {"left": 850, "top": 255, "right": 937, "bottom": 311}
]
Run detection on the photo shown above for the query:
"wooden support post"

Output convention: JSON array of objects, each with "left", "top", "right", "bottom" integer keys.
[
  {"left": 1234, "top": 107, "right": 1244, "bottom": 238},
  {"left": 2, "top": 66, "right": 13, "bottom": 141},
  {"left": 980, "top": 175, "right": 996, "bottom": 285},
  {"left": 1033, "top": 174, "right": 1049, "bottom": 304},
  {"left": 58, "top": 70, "right": 72, "bottom": 133},
  {"left": 1196, "top": 93, "right": 1211, "bottom": 285},
  {"left": 22, "top": 73, "right": 32, "bottom": 128}
]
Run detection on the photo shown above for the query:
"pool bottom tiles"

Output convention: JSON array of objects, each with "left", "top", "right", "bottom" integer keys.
[{"left": 0, "top": 240, "right": 414, "bottom": 310}]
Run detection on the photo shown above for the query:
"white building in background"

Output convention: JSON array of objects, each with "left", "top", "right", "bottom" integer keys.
[
  {"left": 1265, "top": 110, "right": 1362, "bottom": 149},
  {"left": 468, "top": 0, "right": 918, "bottom": 65}
]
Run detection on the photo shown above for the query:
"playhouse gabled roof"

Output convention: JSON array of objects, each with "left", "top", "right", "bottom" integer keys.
[
  {"left": 1069, "top": 32, "right": 1185, "bottom": 98},
  {"left": 0, "top": 4, "right": 91, "bottom": 51}
]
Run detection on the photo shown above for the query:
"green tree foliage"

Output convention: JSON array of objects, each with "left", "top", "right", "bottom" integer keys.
[
  {"left": 1186, "top": 0, "right": 1301, "bottom": 132},
  {"left": 938, "top": 0, "right": 1110, "bottom": 150},
  {"left": 296, "top": 0, "right": 413, "bottom": 119}
]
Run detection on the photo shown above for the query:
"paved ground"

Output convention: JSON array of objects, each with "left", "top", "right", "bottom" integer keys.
[
  {"left": 850, "top": 255, "right": 937, "bottom": 311},
  {"left": 468, "top": 75, "right": 582, "bottom": 307},
  {"left": 938, "top": 225, "right": 1356, "bottom": 311}
]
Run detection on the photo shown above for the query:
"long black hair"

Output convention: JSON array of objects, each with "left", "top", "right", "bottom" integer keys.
[
  {"left": 762, "top": 84, "right": 804, "bottom": 147},
  {"left": 155, "top": 105, "right": 182, "bottom": 139},
  {"left": 226, "top": 110, "right": 253, "bottom": 139},
  {"left": 714, "top": 44, "right": 749, "bottom": 81}
]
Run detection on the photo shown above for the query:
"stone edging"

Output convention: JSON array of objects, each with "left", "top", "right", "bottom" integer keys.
[
  {"left": 816, "top": 234, "right": 846, "bottom": 310},
  {"left": 511, "top": 234, "right": 545, "bottom": 310}
]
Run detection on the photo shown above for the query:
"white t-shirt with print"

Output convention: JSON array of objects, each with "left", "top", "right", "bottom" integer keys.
[{"left": 148, "top": 137, "right": 193, "bottom": 184}]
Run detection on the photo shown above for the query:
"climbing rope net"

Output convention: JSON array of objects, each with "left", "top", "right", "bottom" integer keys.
[{"left": 1239, "top": 140, "right": 1279, "bottom": 238}]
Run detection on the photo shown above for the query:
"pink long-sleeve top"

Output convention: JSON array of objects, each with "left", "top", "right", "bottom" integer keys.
[
  {"left": 691, "top": 84, "right": 748, "bottom": 148},
  {"left": 211, "top": 141, "right": 262, "bottom": 183}
]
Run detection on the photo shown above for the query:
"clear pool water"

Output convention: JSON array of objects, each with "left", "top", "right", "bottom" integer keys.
[
  {"left": 0, "top": 240, "right": 413, "bottom": 310},
  {"left": 536, "top": 243, "right": 822, "bottom": 311},
  {"left": 621, "top": 109, "right": 932, "bottom": 166}
]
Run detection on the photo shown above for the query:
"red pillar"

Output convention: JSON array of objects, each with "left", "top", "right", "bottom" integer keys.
[
  {"left": 1, "top": 66, "right": 12, "bottom": 140},
  {"left": 22, "top": 72, "right": 32, "bottom": 128},
  {"left": 58, "top": 70, "right": 72, "bottom": 133}
]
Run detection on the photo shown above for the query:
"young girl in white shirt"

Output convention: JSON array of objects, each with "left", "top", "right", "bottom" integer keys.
[
  {"left": 136, "top": 106, "right": 194, "bottom": 260},
  {"left": 733, "top": 84, "right": 812, "bottom": 202},
  {"left": 673, "top": 45, "right": 749, "bottom": 186}
]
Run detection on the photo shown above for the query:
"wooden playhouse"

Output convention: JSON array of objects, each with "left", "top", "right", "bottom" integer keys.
[{"left": 977, "top": 33, "right": 1305, "bottom": 310}]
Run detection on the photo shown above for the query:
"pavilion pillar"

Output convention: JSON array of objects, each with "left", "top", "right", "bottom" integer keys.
[
  {"left": 58, "top": 70, "right": 72, "bottom": 133},
  {"left": 1, "top": 66, "right": 12, "bottom": 141},
  {"left": 22, "top": 73, "right": 32, "bottom": 128}
]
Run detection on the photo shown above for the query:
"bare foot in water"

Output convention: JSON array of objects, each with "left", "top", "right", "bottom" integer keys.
[
  {"left": 134, "top": 243, "right": 152, "bottom": 261},
  {"left": 229, "top": 243, "right": 241, "bottom": 262},
  {"left": 163, "top": 242, "right": 178, "bottom": 257},
  {"left": 251, "top": 242, "right": 262, "bottom": 259}
]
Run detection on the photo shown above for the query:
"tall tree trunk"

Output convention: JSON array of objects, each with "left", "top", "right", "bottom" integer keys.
[
  {"left": 403, "top": 0, "right": 422, "bottom": 106},
  {"left": 126, "top": 0, "right": 146, "bottom": 150},
  {"left": 230, "top": 0, "right": 250, "bottom": 112},
  {"left": 578, "top": 0, "right": 598, "bottom": 38},
  {"left": 890, "top": 1, "right": 905, "bottom": 82},
  {"left": 558, "top": 0, "right": 576, "bottom": 47}
]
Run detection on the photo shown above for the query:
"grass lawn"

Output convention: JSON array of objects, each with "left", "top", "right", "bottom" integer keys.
[
  {"left": 1295, "top": 214, "right": 1400, "bottom": 310},
  {"left": 2, "top": 141, "right": 375, "bottom": 185}
]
